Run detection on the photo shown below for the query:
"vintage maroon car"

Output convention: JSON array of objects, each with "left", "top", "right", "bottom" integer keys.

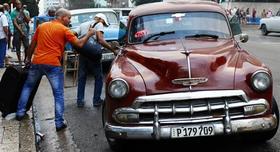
[{"left": 102, "top": 1, "right": 279, "bottom": 151}]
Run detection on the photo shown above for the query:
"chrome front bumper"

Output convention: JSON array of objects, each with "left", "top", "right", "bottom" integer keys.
[{"left": 105, "top": 114, "right": 278, "bottom": 139}]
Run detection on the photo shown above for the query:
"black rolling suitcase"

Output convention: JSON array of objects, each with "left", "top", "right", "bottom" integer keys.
[{"left": 0, "top": 66, "right": 40, "bottom": 118}]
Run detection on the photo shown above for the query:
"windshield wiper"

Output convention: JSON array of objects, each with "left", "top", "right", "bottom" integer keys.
[
  {"left": 143, "top": 31, "right": 175, "bottom": 43},
  {"left": 185, "top": 34, "right": 219, "bottom": 39}
]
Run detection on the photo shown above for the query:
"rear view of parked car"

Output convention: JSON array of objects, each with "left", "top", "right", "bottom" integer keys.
[
  {"left": 259, "top": 9, "right": 280, "bottom": 35},
  {"left": 102, "top": 1, "right": 279, "bottom": 151},
  {"left": 69, "top": 8, "right": 121, "bottom": 63}
]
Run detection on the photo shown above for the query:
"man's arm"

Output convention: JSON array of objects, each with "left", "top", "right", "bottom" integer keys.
[
  {"left": 3, "top": 26, "right": 8, "bottom": 39},
  {"left": 71, "top": 28, "right": 95, "bottom": 48},
  {"left": 13, "top": 18, "right": 25, "bottom": 36},
  {"left": 96, "top": 31, "right": 117, "bottom": 55},
  {"left": 22, "top": 10, "right": 30, "bottom": 24},
  {"left": 26, "top": 39, "right": 36, "bottom": 63},
  {"left": 1, "top": 15, "right": 9, "bottom": 39}
]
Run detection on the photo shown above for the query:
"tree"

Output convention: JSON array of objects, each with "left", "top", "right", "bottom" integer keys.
[
  {"left": 0, "top": 0, "right": 39, "bottom": 17},
  {"left": 22, "top": 0, "right": 39, "bottom": 17},
  {"left": 68, "top": 0, "right": 96, "bottom": 9},
  {"left": 131, "top": 0, "right": 162, "bottom": 6}
]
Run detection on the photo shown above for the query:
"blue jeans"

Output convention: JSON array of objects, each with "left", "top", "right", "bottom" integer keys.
[
  {"left": 17, "top": 64, "right": 65, "bottom": 128},
  {"left": 77, "top": 55, "right": 103, "bottom": 105},
  {"left": 0, "top": 38, "right": 7, "bottom": 68}
]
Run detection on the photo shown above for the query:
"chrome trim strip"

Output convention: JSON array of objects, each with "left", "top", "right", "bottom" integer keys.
[
  {"left": 224, "top": 101, "right": 232, "bottom": 134},
  {"left": 105, "top": 114, "right": 277, "bottom": 139},
  {"left": 133, "top": 90, "right": 248, "bottom": 108},
  {"left": 153, "top": 104, "right": 160, "bottom": 140},
  {"left": 186, "top": 49, "right": 192, "bottom": 90}
]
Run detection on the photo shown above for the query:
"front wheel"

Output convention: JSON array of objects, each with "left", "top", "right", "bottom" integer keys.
[{"left": 261, "top": 24, "right": 269, "bottom": 36}]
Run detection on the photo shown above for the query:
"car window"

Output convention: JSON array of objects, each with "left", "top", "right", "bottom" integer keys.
[
  {"left": 70, "top": 12, "right": 118, "bottom": 29},
  {"left": 276, "top": 11, "right": 280, "bottom": 16},
  {"left": 129, "top": 12, "right": 231, "bottom": 43}
]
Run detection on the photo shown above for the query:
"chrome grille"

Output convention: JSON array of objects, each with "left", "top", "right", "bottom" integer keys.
[{"left": 136, "top": 97, "right": 246, "bottom": 124}]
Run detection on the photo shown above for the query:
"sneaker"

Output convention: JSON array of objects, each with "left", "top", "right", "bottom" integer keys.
[
  {"left": 56, "top": 123, "right": 67, "bottom": 132},
  {"left": 93, "top": 100, "right": 103, "bottom": 107}
]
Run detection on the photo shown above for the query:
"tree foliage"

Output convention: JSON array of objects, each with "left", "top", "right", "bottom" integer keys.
[
  {"left": 0, "top": 0, "right": 39, "bottom": 18},
  {"left": 22, "top": 0, "right": 39, "bottom": 17},
  {"left": 68, "top": 0, "right": 96, "bottom": 9},
  {"left": 131, "top": 0, "right": 162, "bottom": 6},
  {"left": 0, "top": 0, "right": 11, "bottom": 4}
]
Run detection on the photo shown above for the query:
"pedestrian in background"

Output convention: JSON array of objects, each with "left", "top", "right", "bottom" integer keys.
[
  {"left": 74, "top": 13, "right": 117, "bottom": 108},
  {"left": 3, "top": 3, "right": 13, "bottom": 52},
  {"left": 11, "top": 1, "right": 30, "bottom": 65},
  {"left": 252, "top": 8, "right": 257, "bottom": 22},
  {"left": 240, "top": 8, "right": 246, "bottom": 24},
  {"left": 261, "top": 9, "right": 266, "bottom": 18},
  {"left": 0, "top": 5, "right": 9, "bottom": 68},
  {"left": 267, "top": 9, "right": 273, "bottom": 18},
  {"left": 16, "top": 8, "right": 95, "bottom": 132},
  {"left": 37, "top": 6, "right": 56, "bottom": 25}
]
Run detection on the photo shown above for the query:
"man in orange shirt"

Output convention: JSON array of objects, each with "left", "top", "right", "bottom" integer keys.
[{"left": 16, "top": 8, "right": 95, "bottom": 132}]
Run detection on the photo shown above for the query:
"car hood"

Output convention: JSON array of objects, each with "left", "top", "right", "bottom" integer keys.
[{"left": 125, "top": 39, "right": 239, "bottom": 95}]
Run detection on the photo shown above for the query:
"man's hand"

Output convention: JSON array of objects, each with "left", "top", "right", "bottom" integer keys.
[
  {"left": 24, "top": 59, "right": 31, "bottom": 69},
  {"left": 20, "top": 31, "right": 26, "bottom": 37},
  {"left": 87, "top": 28, "right": 95, "bottom": 37}
]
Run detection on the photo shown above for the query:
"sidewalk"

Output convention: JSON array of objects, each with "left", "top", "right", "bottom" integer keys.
[{"left": 0, "top": 51, "right": 37, "bottom": 152}]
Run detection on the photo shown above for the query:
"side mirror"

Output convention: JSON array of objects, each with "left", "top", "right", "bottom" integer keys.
[
  {"left": 239, "top": 33, "right": 249, "bottom": 43},
  {"left": 229, "top": 15, "right": 242, "bottom": 36}
]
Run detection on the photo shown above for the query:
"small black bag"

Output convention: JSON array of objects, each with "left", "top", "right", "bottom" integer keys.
[{"left": 75, "top": 22, "right": 102, "bottom": 61}]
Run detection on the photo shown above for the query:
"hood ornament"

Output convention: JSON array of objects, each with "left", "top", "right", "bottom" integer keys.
[{"left": 172, "top": 77, "right": 208, "bottom": 86}]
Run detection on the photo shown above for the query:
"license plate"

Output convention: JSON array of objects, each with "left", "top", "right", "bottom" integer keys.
[
  {"left": 102, "top": 53, "right": 115, "bottom": 61},
  {"left": 171, "top": 125, "right": 214, "bottom": 138}
]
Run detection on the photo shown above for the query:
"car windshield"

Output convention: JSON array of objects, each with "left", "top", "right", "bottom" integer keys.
[
  {"left": 129, "top": 12, "right": 231, "bottom": 43},
  {"left": 70, "top": 12, "right": 118, "bottom": 29}
]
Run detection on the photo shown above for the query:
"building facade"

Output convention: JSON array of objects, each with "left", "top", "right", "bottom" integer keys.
[
  {"left": 43, "top": 0, "right": 69, "bottom": 13},
  {"left": 221, "top": 1, "right": 280, "bottom": 17}
]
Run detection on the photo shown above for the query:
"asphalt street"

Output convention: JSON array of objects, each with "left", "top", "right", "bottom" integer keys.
[{"left": 34, "top": 25, "right": 280, "bottom": 152}]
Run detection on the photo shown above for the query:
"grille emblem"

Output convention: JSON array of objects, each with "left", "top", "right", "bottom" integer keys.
[{"left": 172, "top": 77, "right": 208, "bottom": 86}]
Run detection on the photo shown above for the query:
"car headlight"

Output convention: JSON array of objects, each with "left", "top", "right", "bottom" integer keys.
[
  {"left": 108, "top": 78, "right": 129, "bottom": 99},
  {"left": 251, "top": 71, "right": 272, "bottom": 92}
]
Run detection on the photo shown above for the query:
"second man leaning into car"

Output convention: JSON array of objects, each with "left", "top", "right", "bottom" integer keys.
[{"left": 73, "top": 13, "right": 117, "bottom": 107}]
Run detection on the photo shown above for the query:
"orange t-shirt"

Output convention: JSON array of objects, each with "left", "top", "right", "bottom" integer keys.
[{"left": 32, "top": 20, "right": 78, "bottom": 66}]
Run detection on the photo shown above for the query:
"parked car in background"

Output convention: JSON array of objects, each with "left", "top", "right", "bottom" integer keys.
[
  {"left": 103, "top": 1, "right": 279, "bottom": 151},
  {"left": 112, "top": 7, "right": 132, "bottom": 18},
  {"left": 259, "top": 9, "right": 280, "bottom": 36},
  {"left": 69, "top": 8, "right": 122, "bottom": 63},
  {"left": 112, "top": 8, "right": 132, "bottom": 26}
]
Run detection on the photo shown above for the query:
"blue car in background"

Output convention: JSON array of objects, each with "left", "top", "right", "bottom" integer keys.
[{"left": 69, "top": 8, "right": 125, "bottom": 63}]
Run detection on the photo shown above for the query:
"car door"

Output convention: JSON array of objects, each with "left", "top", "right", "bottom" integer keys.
[
  {"left": 270, "top": 11, "right": 280, "bottom": 31},
  {"left": 274, "top": 11, "right": 280, "bottom": 31}
]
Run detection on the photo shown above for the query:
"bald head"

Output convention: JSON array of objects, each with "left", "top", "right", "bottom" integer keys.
[
  {"left": 55, "top": 8, "right": 70, "bottom": 18},
  {"left": 55, "top": 8, "right": 72, "bottom": 26}
]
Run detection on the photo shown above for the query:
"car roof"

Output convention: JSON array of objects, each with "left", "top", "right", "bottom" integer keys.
[
  {"left": 69, "top": 8, "right": 116, "bottom": 15},
  {"left": 130, "top": 1, "right": 226, "bottom": 17}
]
